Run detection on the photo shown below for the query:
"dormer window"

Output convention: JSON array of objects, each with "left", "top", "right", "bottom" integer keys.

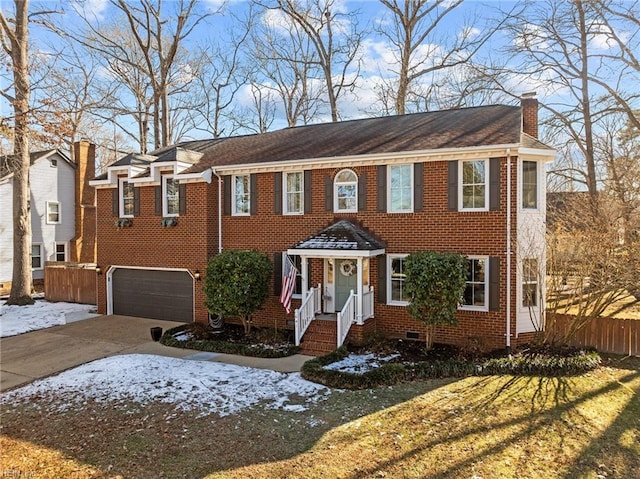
[
  {"left": 334, "top": 169, "right": 358, "bottom": 213},
  {"left": 119, "top": 178, "right": 135, "bottom": 217},
  {"left": 163, "top": 176, "right": 180, "bottom": 216}
]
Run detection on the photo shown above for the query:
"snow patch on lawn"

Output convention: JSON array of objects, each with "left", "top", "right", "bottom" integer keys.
[
  {"left": 323, "top": 352, "right": 401, "bottom": 374},
  {"left": 0, "top": 299, "right": 96, "bottom": 338},
  {"left": 0, "top": 354, "right": 331, "bottom": 417}
]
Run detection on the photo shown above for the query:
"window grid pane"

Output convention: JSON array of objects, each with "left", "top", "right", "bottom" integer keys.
[
  {"left": 335, "top": 170, "right": 357, "bottom": 212},
  {"left": 31, "top": 245, "right": 42, "bottom": 269},
  {"left": 122, "top": 182, "right": 135, "bottom": 216},
  {"left": 390, "top": 257, "right": 407, "bottom": 302},
  {"left": 166, "top": 178, "right": 179, "bottom": 215},
  {"left": 285, "top": 172, "right": 303, "bottom": 213},
  {"left": 462, "top": 161, "right": 486, "bottom": 209},
  {"left": 234, "top": 175, "right": 250, "bottom": 214},
  {"left": 464, "top": 258, "right": 486, "bottom": 307},
  {"left": 523, "top": 258, "right": 538, "bottom": 307},
  {"left": 390, "top": 165, "right": 412, "bottom": 212},
  {"left": 55, "top": 244, "right": 66, "bottom": 262},
  {"left": 47, "top": 202, "right": 60, "bottom": 223},
  {"left": 523, "top": 161, "right": 538, "bottom": 209}
]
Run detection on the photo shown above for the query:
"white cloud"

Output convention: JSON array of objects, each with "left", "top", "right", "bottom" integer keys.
[{"left": 70, "top": 0, "right": 109, "bottom": 21}]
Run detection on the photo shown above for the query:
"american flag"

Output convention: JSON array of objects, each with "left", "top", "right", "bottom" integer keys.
[{"left": 280, "top": 255, "right": 298, "bottom": 314}]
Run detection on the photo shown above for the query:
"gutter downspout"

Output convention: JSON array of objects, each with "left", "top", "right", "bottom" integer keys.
[
  {"left": 506, "top": 148, "right": 512, "bottom": 355},
  {"left": 212, "top": 169, "right": 223, "bottom": 254}
]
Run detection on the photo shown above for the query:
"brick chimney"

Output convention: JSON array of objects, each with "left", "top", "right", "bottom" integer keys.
[
  {"left": 71, "top": 140, "right": 97, "bottom": 264},
  {"left": 521, "top": 92, "right": 538, "bottom": 139}
]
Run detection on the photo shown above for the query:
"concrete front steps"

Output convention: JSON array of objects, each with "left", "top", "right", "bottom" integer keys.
[{"left": 299, "top": 318, "right": 338, "bottom": 356}]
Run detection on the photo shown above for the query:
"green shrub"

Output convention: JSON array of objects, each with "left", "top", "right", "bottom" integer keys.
[{"left": 480, "top": 351, "right": 601, "bottom": 376}]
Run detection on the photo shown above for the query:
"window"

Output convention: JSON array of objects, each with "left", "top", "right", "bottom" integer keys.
[
  {"left": 233, "top": 174, "right": 250, "bottom": 215},
  {"left": 522, "top": 161, "right": 538, "bottom": 209},
  {"left": 163, "top": 176, "right": 180, "bottom": 216},
  {"left": 460, "top": 160, "right": 487, "bottom": 210},
  {"left": 388, "top": 254, "right": 409, "bottom": 305},
  {"left": 55, "top": 243, "right": 67, "bottom": 262},
  {"left": 284, "top": 172, "right": 304, "bottom": 214},
  {"left": 31, "top": 244, "right": 42, "bottom": 269},
  {"left": 388, "top": 164, "right": 413, "bottom": 212},
  {"left": 462, "top": 257, "right": 488, "bottom": 310},
  {"left": 286, "top": 254, "right": 304, "bottom": 297},
  {"left": 46, "top": 201, "right": 61, "bottom": 224},
  {"left": 523, "top": 258, "right": 539, "bottom": 307},
  {"left": 334, "top": 169, "right": 357, "bottom": 213},
  {"left": 119, "top": 178, "right": 135, "bottom": 217},
  {"left": 50, "top": 159, "right": 57, "bottom": 167}
]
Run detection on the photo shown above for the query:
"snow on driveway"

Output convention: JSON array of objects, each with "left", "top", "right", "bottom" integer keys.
[{"left": 0, "top": 299, "right": 96, "bottom": 338}]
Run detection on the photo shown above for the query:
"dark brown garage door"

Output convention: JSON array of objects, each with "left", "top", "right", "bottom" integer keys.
[{"left": 112, "top": 269, "right": 193, "bottom": 322}]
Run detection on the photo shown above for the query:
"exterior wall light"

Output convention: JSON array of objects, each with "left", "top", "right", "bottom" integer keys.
[
  {"left": 194, "top": 270, "right": 201, "bottom": 281},
  {"left": 96, "top": 266, "right": 102, "bottom": 275}
]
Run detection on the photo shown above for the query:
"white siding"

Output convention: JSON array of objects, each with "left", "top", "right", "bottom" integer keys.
[{"left": 0, "top": 178, "right": 14, "bottom": 284}]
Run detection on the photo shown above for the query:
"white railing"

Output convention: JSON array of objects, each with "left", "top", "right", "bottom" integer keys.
[
  {"left": 361, "top": 286, "right": 374, "bottom": 321},
  {"left": 337, "top": 290, "right": 356, "bottom": 348},
  {"left": 294, "top": 284, "right": 322, "bottom": 346}
]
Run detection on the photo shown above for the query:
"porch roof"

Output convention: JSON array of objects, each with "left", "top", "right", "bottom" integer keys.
[{"left": 287, "top": 220, "right": 385, "bottom": 258}]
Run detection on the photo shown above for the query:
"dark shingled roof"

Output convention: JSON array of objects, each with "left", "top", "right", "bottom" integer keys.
[
  {"left": 183, "top": 104, "right": 525, "bottom": 174},
  {"left": 1, "top": 149, "right": 72, "bottom": 179},
  {"left": 292, "top": 220, "right": 385, "bottom": 251}
]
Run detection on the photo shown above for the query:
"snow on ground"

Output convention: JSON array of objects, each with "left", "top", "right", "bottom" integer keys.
[
  {"left": 0, "top": 299, "right": 96, "bottom": 338},
  {"left": 0, "top": 354, "right": 331, "bottom": 417},
  {"left": 323, "top": 352, "right": 401, "bottom": 374}
]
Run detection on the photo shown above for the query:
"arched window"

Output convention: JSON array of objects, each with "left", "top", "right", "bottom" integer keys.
[{"left": 334, "top": 169, "right": 358, "bottom": 212}]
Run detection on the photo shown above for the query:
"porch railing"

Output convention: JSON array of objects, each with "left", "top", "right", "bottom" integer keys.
[
  {"left": 337, "top": 290, "right": 356, "bottom": 348},
  {"left": 361, "top": 286, "right": 374, "bottom": 321},
  {"left": 294, "top": 283, "right": 322, "bottom": 346}
]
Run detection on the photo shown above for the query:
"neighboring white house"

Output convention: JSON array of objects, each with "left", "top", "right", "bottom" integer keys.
[{"left": 0, "top": 149, "right": 77, "bottom": 294}]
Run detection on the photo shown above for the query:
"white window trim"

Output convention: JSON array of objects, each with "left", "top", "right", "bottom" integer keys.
[
  {"left": 521, "top": 257, "right": 539, "bottom": 309},
  {"left": 521, "top": 160, "right": 539, "bottom": 211},
  {"left": 162, "top": 175, "right": 179, "bottom": 217},
  {"left": 459, "top": 255, "right": 489, "bottom": 312},
  {"left": 284, "top": 254, "right": 303, "bottom": 299},
  {"left": 119, "top": 178, "right": 134, "bottom": 218},
  {"left": 388, "top": 164, "right": 414, "bottom": 213},
  {"left": 46, "top": 201, "right": 61, "bottom": 224},
  {"left": 54, "top": 242, "right": 68, "bottom": 262},
  {"left": 283, "top": 171, "right": 304, "bottom": 215},
  {"left": 232, "top": 174, "right": 251, "bottom": 216},
  {"left": 459, "top": 159, "right": 489, "bottom": 212},
  {"left": 387, "top": 254, "right": 409, "bottom": 306},
  {"left": 31, "top": 243, "right": 43, "bottom": 270},
  {"left": 334, "top": 169, "right": 358, "bottom": 213}
]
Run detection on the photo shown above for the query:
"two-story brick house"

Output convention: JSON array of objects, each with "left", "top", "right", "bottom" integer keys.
[{"left": 90, "top": 95, "right": 554, "bottom": 354}]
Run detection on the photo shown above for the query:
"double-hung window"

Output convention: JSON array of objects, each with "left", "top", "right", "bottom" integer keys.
[
  {"left": 46, "top": 201, "right": 61, "bottom": 224},
  {"left": 31, "top": 244, "right": 42, "bottom": 269},
  {"left": 460, "top": 160, "right": 487, "bottom": 210},
  {"left": 284, "top": 172, "right": 304, "bottom": 215},
  {"left": 119, "top": 178, "right": 135, "bottom": 217},
  {"left": 461, "top": 257, "right": 488, "bottom": 310},
  {"left": 285, "top": 254, "right": 304, "bottom": 297},
  {"left": 388, "top": 164, "right": 413, "bottom": 212},
  {"left": 522, "top": 161, "right": 538, "bottom": 209},
  {"left": 55, "top": 243, "right": 67, "bottom": 262},
  {"left": 388, "top": 254, "right": 409, "bottom": 305},
  {"left": 522, "top": 258, "right": 539, "bottom": 307},
  {"left": 163, "top": 176, "right": 180, "bottom": 216},
  {"left": 233, "top": 174, "right": 250, "bottom": 215},
  {"left": 334, "top": 169, "right": 358, "bottom": 213}
]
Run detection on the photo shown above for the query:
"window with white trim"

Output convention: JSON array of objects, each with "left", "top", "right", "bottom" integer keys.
[
  {"left": 31, "top": 244, "right": 42, "bottom": 269},
  {"left": 522, "top": 258, "right": 539, "bottom": 307},
  {"left": 233, "top": 174, "right": 250, "bottom": 215},
  {"left": 284, "top": 172, "right": 304, "bottom": 215},
  {"left": 522, "top": 161, "right": 538, "bottom": 209},
  {"left": 388, "top": 164, "right": 413, "bottom": 212},
  {"left": 163, "top": 175, "right": 180, "bottom": 216},
  {"left": 388, "top": 254, "right": 409, "bottom": 305},
  {"left": 55, "top": 243, "right": 67, "bottom": 262},
  {"left": 119, "top": 178, "right": 135, "bottom": 217},
  {"left": 460, "top": 160, "right": 487, "bottom": 210},
  {"left": 461, "top": 257, "right": 488, "bottom": 310},
  {"left": 334, "top": 169, "right": 357, "bottom": 213},
  {"left": 46, "top": 201, "right": 61, "bottom": 224},
  {"left": 284, "top": 254, "right": 304, "bottom": 297}
]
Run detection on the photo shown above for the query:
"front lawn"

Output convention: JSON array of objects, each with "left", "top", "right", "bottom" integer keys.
[{"left": 1, "top": 355, "right": 638, "bottom": 478}]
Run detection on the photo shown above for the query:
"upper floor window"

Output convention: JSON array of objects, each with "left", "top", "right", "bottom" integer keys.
[
  {"left": 233, "top": 174, "right": 250, "bottom": 215},
  {"left": 522, "top": 258, "right": 539, "bottom": 307},
  {"left": 334, "top": 169, "right": 357, "bottom": 213},
  {"left": 46, "top": 201, "right": 61, "bottom": 224},
  {"left": 31, "top": 244, "right": 42, "bottom": 269},
  {"left": 387, "top": 254, "right": 409, "bottom": 305},
  {"left": 55, "top": 243, "right": 67, "bottom": 262},
  {"left": 388, "top": 164, "right": 413, "bottom": 213},
  {"left": 163, "top": 176, "right": 180, "bottom": 217},
  {"left": 284, "top": 172, "right": 304, "bottom": 215},
  {"left": 522, "top": 161, "right": 538, "bottom": 209},
  {"left": 119, "top": 178, "right": 135, "bottom": 217},
  {"left": 460, "top": 160, "right": 487, "bottom": 210},
  {"left": 461, "top": 256, "right": 488, "bottom": 311}
]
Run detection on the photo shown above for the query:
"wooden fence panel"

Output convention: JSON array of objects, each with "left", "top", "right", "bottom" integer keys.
[
  {"left": 44, "top": 262, "right": 97, "bottom": 305},
  {"left": 549, "top": 314, "right": 640, "bottom": 356}
]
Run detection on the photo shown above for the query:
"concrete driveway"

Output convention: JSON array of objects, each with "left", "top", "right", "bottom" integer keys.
[{"left": 1, "top": 315, "right": 313, "bottom": 392}]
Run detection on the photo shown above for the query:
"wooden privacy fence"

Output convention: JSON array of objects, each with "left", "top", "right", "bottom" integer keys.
[
  {"left": 44, "top": 262, "right": 97, "bottom": 305},
  {"left": 548, "top": 313, "right": 639, "bottom": 356}
]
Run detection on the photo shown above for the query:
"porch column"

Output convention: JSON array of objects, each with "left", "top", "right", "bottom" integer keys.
[
  {"left": 301, "top": 256, "right": 309, "bottom": 297},
  {"left": 356, "top": 256, "right": 363, "bottom": 324}
]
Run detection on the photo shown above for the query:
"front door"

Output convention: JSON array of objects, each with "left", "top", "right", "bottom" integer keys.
[{"left": 334, "top": 259, "right": 358, "bottom": 311}]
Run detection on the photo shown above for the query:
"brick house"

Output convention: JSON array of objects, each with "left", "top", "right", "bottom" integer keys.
[{"left": 90, "top": 95, "right": 554, "bottom": 354}]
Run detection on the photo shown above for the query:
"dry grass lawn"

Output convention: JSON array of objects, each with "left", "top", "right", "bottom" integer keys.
[{"left": 1, "top": 356, "right": 639, "bottom": 479}]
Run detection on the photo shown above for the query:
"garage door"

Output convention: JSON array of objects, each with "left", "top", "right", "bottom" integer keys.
[{"left": 111, "top": 268, "right": 193, "bottom": 322}]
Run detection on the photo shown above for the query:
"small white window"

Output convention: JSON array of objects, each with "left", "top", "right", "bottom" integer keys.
[
  {"left": 388, "top": 164, "right": 413, "bottom": 213},
  {"left": 119, "top": 178, "right": 135, "bottom": 218},
  {"left": 233, "top": 174, "right": 250, "bottom": 216},
  {"left": 387, "top": 254, "right": 409, "bottom": 305},
  {"left": 284, "top": 172, "right": 304, "bottom": 215},
  {"left": 163, "top": 175, "right": 180, "bottom": 217},
  {"left": 460, "top": 160, "right": 487, "bottom": 210},
  {"left": 55, "top": 243, "right": 67, "bottom": 262},
  {"left": 334, "top": 169, "right": 357, "bottom": 213},
  {"left": 46, "top": 201, "right": 61, "bottom": 224},
  {"left": 523, "top": 258, "right": 539, "bottom": 307},
  {"left": 522, "top": 161, "right": 538, "bottom": 209},
  {"left": 461, "top": 256, "right": 488, "bottom": 311},
  {"left": 31, "top": 244, "right": 43, "bottom": 269}
]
